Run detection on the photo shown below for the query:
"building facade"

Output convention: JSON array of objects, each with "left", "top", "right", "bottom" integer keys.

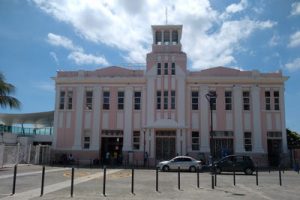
[{"left": 53, "top": 24, "right": 288, "bottom": 167}]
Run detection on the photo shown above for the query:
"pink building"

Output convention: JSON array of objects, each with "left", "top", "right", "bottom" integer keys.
[{"left": 53, "top": 24, "right": 288, "bottom": 167}]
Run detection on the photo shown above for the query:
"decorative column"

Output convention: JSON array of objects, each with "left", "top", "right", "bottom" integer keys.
[
  {"left": 90, "top": 86, "right": 101, "bottom": 150},
  {"left": 251, "top": 85, "right": 264, "bottom": 153},
  {"left": 73, "top": 85, "right": 84, "bottom": 150},
  {"left": 200, "top": 85, "right": 210, "bottom": 152},
  {"left": 123, "top": 86, "right": 133, "bottom": 152},
  {"left": 233, "top": 85, "right": 244, "bottom": 153},
  {"left": 52, "top": 86, "right": 60, "bottom": 148},
  {"left": 280, "top": 86, "right": 288, "bottom": 153}
]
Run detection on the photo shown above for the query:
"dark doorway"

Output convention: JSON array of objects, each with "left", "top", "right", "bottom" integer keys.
[
  {"left": 101, "top": 137, "right": 123, "bottom": 165},
  {"left": 268, "top": 139, "right": 282, "bottom": 166},
  {"left": 156, "top": 131, "right": 176, "bottom": 161},
  {"left": 212, "top": 138, "right": 234, "bottom": 160}
]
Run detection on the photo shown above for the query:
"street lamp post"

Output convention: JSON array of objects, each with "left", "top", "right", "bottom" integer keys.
[{"left": 205, "top": 91, "right": 217, "bottom": 164}]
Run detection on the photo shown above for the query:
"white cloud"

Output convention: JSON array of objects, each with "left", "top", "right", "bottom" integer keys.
[
  {"left": 285, "top": 58, "right": 300, "bottom": 71},
  {"left": 35, "top": 81, "right": 55, "bottom": 92},
  {"left": 49, "top": 51, "right": 59, "bottom": 65},
  {"left": 47, "top": 33, "right": 109, "bottom": 66},
  {"left": 68, "top": 51, "right": 108, "bottom": 65},
  {"left": 269, "top": 34, "right": 279, "bottom": 47},
  {"left": 288, "top": 31, "right": 300, "bottom": 48},
  {"left": 47, "top": 33, "right": 82, "bottom": 52},
  {"left": 291, "top": 2, "right": 300, "bottom": 16},
  {"left": 226, "top": 0, "right": 248, "bottom": 14},
  {"left": 33, "top": 0, "right": 274, "bottom": 69}
]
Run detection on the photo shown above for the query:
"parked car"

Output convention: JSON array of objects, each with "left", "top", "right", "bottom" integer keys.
[
  {"left": 157, "top": 156, "right": 202, "bottom": 172},
  {"left": 213, "top": 155, "right": 255, "bottom": 175}
]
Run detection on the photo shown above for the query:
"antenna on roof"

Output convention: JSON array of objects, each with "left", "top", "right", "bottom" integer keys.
[{"left": 165, "top": 7, "right": 168, "bottom": 25}]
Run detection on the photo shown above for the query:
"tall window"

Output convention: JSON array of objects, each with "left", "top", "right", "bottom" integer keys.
[
  {"left": 209, "top": 91, "right": 217, "bottom": 110},
  {"left": 164, "top": 30, "right": 170, "bottom": 44},
  {"left": 103, "top": 91, "right": 110, "bottom": 110},
  {"left": 265, "top": 91, "right": 271, "bottom": 110},
  {"left": 191, "top": 91, "right": 199, "bottom": 110},
  {"left": 134, "top": 91, "right": 141, "bottom": 110},
  {"left": 172, "top": 30, "right": 178, "bottom": 44},
  {"left": 85, "top": 90, "right": 93, "bottom": 110},
  {"left": 192, "top": 131, "right": 200, "bottom": 151},
  {"left": 84, "top": 136, "right": 90, "bottom": 149},
  {"left": 274, "top": 91, "right": 280, "bottom": 110},
  {"left": 171, "top": 91, "right": 176, "bottom": 109},
  {"left": 157, "top": 63, "right": 161, "bottom": 75},
  {"left": 133, "top": 131, "right": 140, "bottom": 150},
  {"left": 243, "top": 91, "right": 250, "bottom": 110},
  {"left": 171, "top": 63, "right": 176, "bottom": 75},
  {"left": 164, "top": 63, "right": 168, "bottom": 75},
  {"left": 59, "top": 91, "right": 65, "bottom": 110},
  {"left": 225, "top": 91, "right": 232, "bottom": 110},
  {"left": 67, "top": 91, "right": 73, "bottom": 110},
  {"left": 155, "top": 31, "right": 162, "bottom": 44},
  {"left": 164, "top": 90, "right": 168, "bottom": 109},
  {"left": 118, "top": 91, "right": 124, "bottom": 110},
  {"left": 244, "top": 132, "right": 252, "bottom": 151},
  {"left": 156, "top": 91, "right": 161, "bottom": 109}
]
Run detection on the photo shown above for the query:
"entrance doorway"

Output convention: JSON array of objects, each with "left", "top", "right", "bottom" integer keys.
[
  {"left": 268, "top": 139, "right": 282, "bottom": 166},
  {"left": 212, "top": 138, "right": 234, "bottom": 159},
  {"left": 156, "top": 131, "right": 176, "bottom": 161},
  {"left": 101, "top": 137, "right": 123, "bottom": 165}
]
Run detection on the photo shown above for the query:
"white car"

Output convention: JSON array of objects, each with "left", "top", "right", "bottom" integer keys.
[{"left": 157, "top": 156, "right": 202, "bottom": 172}]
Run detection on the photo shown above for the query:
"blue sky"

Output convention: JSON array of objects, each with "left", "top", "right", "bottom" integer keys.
[{"left": 0, "top": 0, "right": 300, "bottom": 132}]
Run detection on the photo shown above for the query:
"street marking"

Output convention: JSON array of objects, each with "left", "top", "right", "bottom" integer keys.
[
  {"left": 1, "top": 169, "right": 121, "bottom": 200},
  {"left": 0, "top": 168, "right": 70, "bottom": 180}
]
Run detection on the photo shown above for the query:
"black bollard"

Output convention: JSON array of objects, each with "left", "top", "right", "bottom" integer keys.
[
  {"left": 211, "top": 174, "right": 214, "bottom": 189},
  {"left": 214, "top": 173, "right": 217, "bottom": 186},
  {"left": 12, "top": 164, "right": 17, "bottom": 195},
  {"left": 40, "top": 166, "right": 45, "bottom": 196},
  {"left": 233, "top": 164, "right": 236, "bottom": 186},
  {"left": 178, "top": 167, "right": 181, "bottom": 190},
  {"left": 279, "top": 166, "right": 282, "bottom": 186},
  {"left": 70, "top": 168, "right": 74, "bottom": 197},
  {"left": 131, "top": 167, "right": 134, "bottom": 194},
  {"left": 156, "top": 167, "right": 159, "bottom": 192},
  {"left": 103, "top": 166, "right": 106, "bottom": 196},
  {"left": 256, "top": 166, "right": 258, "bottom": 186},
  {"left": 197, "top": 167, "right": 199, "bottom": 188}
]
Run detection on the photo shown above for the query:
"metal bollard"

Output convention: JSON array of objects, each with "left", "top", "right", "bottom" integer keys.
[
  {"left": 156, "top": 167, "right": 159, "bottom": 192},
  {"left": 131, "top": 167, "right": 134, "bottom": 194},
  {"left": 279, "top": 166, "right": 282, "bottom": 186},
  {"left": 256, "top": 166, "right": 258, "bottom": 186},
  {"left": 233, "top": 165, "right": 236, "bottom": 186},
  {"left": 40, "top": 166, "right": 45, "bottom": 196},
  {"left": 197, "top": 167, "right": 199, "bottom": 188},
  {"left": 211, "top": 174, "right": 214, "bottom": 189},
  {"left": 12, "top": 164, "right": 17, "bottom": 195},
  {"left": 70, "top": 168, "right": 74, "bottom": 197},
  {"left": 103, "top": 166, "right": 106, "bottom": 196},
  {"left": 178, "top": 167, "right": 181, "bottom": 190},
  {"left": 214, "top": 173, "right": 217, "bottom": 186}
]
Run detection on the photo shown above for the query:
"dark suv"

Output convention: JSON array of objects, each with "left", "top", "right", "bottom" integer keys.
[{"left": 214, "top": 155, "right": 255, "bottom": 175}]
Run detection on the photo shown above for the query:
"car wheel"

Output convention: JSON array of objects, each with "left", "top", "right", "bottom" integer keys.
[
  {"left": 244, "top": 168, "right": 253, "bottom": 175},
  {"left": 162, "top": 165, "right": 170, "bottom": 172},
  {"left": 215, "top": 167, "right": 221, "bottom": 174},
  {"left": 189, "top": 166, "right": 196, "bottom": 172}
]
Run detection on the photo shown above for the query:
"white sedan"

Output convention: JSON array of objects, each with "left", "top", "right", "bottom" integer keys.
[{"left": 157, "top": 156, "right": 202, "bottom": 172}]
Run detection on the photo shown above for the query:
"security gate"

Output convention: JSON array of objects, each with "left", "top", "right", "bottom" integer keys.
[{"left": 155, "top": 131, "right": 176, "bottom": 161}]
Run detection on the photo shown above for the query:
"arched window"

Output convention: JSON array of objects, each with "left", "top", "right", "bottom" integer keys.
[
  {"left": 164, "top": 30, "right": 170, "bottom": 44},
  {"left": 155, "top": 31, "right": 162, "bottom": 45},
  {"left": 172, "top": 30, "right": 178, "bottom": 44}
]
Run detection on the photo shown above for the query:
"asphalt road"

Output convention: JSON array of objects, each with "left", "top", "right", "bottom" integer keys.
[{"left": 0, "top": 165, "right": 300, "bottom": 200}]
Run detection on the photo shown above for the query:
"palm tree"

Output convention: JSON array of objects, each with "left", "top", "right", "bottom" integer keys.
[{"left": 0, "top": 72, "right": 20, "bottom": 109}]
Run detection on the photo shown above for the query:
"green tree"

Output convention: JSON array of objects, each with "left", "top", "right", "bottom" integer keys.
[
  {"left": 0, "top": 72, "right": 21, "bottom": 109},
  {"left": 287, "top": 128, "right": 300, "bottom": 149}
]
